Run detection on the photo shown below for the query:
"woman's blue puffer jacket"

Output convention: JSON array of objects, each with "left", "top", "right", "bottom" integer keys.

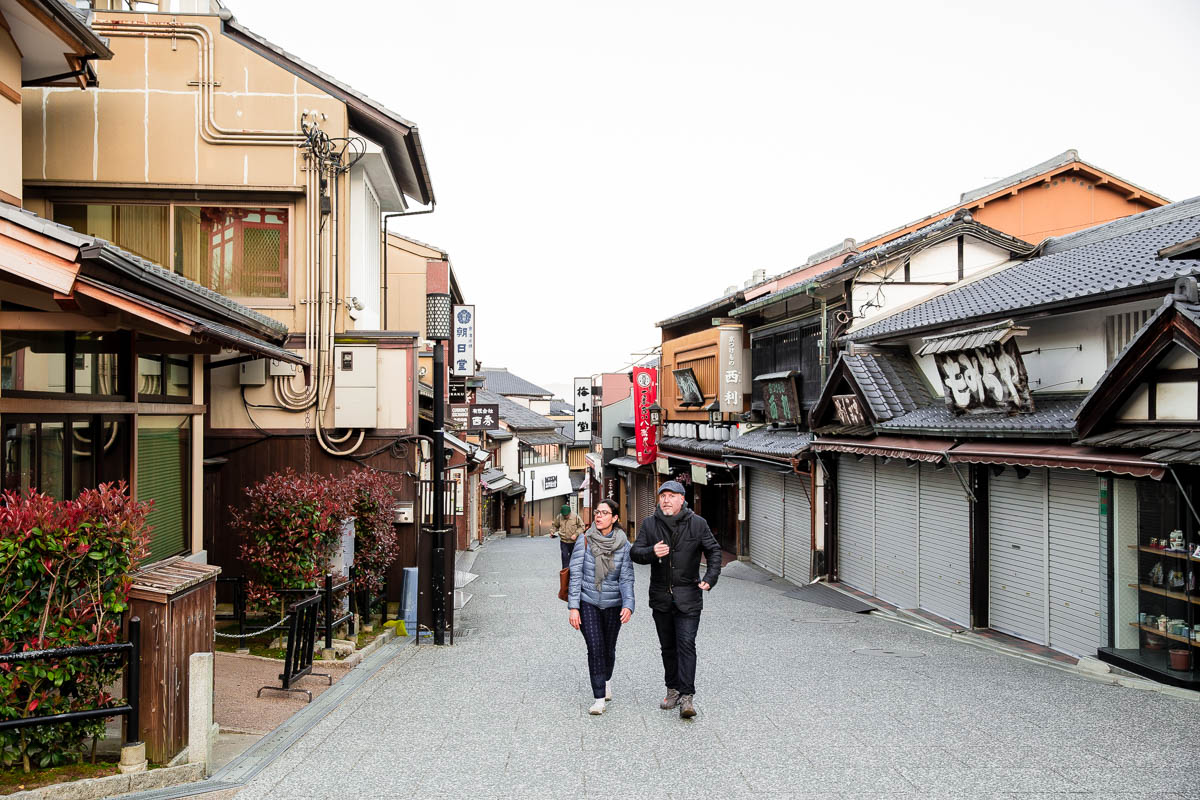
[{"left": 567, "top": 528, "right": 635, "bottom": 612}]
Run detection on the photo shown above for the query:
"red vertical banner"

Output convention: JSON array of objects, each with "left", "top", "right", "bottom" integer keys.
[{"left": 633, "top": 366, "right": 658, "bottom": 466}]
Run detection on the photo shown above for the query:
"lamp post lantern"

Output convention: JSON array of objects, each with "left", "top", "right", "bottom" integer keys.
[{"left": 426, "top": 292, "right": 452, "bottom": 645}]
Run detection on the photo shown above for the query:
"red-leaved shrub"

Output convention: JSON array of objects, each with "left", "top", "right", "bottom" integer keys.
[
  {"left": 0, "top": 483, "right": 149, "bottom": 772},
  {"left": 232, "top": 469, "right": 352, "bottom": 612},
  {"left": 343, "top": 469, "right": 401, "bottom": 594}
]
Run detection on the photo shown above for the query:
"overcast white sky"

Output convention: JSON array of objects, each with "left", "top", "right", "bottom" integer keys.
[{"left": 232, "top": 0, "right": 1200, "bottom": 400}]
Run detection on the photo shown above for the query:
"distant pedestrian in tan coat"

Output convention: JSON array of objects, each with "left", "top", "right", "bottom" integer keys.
[{"left": 553, "top": 503, "right": 584, "bottom": 568}]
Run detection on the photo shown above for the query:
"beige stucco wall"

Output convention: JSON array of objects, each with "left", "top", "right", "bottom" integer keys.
[
  {"left": 0, "top": 30, "right": 21, "bottom": 203},
  {"left": 386, "top": 234, "right": 444, "bottom": 338},
  {"left": 22, "top": 13, "right": 345, "bottom": 189}
]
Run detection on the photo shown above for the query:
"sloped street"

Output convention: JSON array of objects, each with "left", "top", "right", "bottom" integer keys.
[{"left": 230, "top": 535, "right": 1200, "bottom": 799}]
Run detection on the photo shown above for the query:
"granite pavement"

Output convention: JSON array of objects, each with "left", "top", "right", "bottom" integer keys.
[{"left": 230, "top": 535, "right": 1200, "bottom": 800}]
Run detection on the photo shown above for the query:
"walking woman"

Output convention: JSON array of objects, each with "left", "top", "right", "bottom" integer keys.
[{"left": 567, "top": 498, "right": 635, "bottom": 715}]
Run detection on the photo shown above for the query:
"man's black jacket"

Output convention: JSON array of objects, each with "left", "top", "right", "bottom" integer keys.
[{"left": 630, "top": 507, "right": 722, "bottom": 614}]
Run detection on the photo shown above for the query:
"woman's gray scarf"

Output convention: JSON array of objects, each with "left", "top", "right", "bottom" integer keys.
[{"left": 585, "top": 524, "right": 624, "bottom": 590}]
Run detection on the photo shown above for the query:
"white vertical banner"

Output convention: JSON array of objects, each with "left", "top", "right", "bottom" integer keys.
[
  {"left": 718, "top": 323, "right": 748, "bottom": 413},
  {"left": 451, "top": 305, "right": 476, "bottom": 376},
  {"left": 573, "top": 377, "right": 592, "bottom": 443}
]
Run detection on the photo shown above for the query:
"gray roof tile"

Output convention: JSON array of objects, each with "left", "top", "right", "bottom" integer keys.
[
  {"left": 846, "top": 197, "right": 1200, "bottom": 343},
  {"left": 839, "top": 352, "right": 932, "bottom": 422},
  {"left": 476, "top": 389, "right": 557, "bottom": 432},
  {"left": 479, "top": 368, "right": 552, "bottom": 397},
  {"left": 724, "top": 428, "right": 812, "bottom": 459},
  {"left": 877, "top": 395, "right": 1082, "bottom": 438},
  {"left": 658, "top": 436, "right": 728, "bottom": 459}
]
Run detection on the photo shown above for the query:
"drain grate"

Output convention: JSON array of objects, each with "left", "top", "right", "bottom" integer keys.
[
  {"left": 454, "top": 628, "right": 475, "bottom": 639},
  {"left": 792, "top": 617, "right": 859, "bottom": 624},
  {"left": 852, "top": 647, "right": 925, "bottom": 658}
]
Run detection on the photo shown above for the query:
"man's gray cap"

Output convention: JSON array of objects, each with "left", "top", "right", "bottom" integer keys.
[{"left": 657, "top": 480, "right": 686, "bottom": 495}]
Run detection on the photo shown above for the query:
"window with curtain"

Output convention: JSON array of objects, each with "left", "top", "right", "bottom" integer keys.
[{"left": 52, "top": 203, "right": 289, "bottom": 299}]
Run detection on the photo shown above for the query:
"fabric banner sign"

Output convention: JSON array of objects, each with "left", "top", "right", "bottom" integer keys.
[
  {"left": 573, "top": 377, "right": 592, "bottom": 442},
  {"left": 451, "top": 305, "right": 475, "bottom": 376},
  {"left": 718, "top": 324, "right": 747, "bottom": 413},
  {"left": 633, "top": 366, "right": 658, "bottom": 465}
]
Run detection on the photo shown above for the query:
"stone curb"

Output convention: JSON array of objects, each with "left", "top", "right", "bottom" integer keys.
[
  {"left": 869, "top": 606, "right": 1200, "bottom": 702},
  {"left": 4, "top": 762, "right": 205, "bottom": 800}
]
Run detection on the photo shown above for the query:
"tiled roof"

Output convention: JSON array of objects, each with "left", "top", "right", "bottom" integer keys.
[
  {"left": 724, "top": 428, "right": 812, "bottom": 459},
  {"left": 518, "top": 430, "right": 573, "bottom": 446},
  {"left": 1077, "top": 427, "right": 1200, "bottom": 464},
  {"left": 877, "top": 395, "right": 1083, "bottom": 438},
  {"left": 840, "top": 352, "right": 932, "bottom": 422},
  {"left": 549, "top": 399, "right": 574, "bottom": 416},
  {"left": 658, "top": 436, "right": 728, "bottom": 459},
  {"left": 845, "top": 197, "right": 1200, "bottom": 343},
  {"left": 656, "top": 290, "right": 744, "bottom": 329},
  {"left": 479, "top": 368, "right": 552, "bottom": 397},
  {"left": 476, "top": 389, "right": 557, "bottom": 431},
  {"left": 731, "top": 213, "right": 1032, "bottom": 319}
]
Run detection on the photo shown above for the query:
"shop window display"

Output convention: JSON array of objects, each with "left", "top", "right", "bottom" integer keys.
[{"left": 1127, "top": 481, "right": 1197, "bottom": 677}]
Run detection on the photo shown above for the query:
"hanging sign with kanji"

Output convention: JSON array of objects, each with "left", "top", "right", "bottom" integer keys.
[
  {"left": 451, "top": 305, "right": 475, "bottom": 376},
  {"left": 718, "top": 324, "right": 748, "bottom": 413},
  {"left": 633, "top": 366, "right": 658, "bottom": 465},
  {"left": 761, "top": 372, "right": 802, "bottom": 425},
  {"left": 573, "top": 377, "right": 592, "bottom": 443},
  {"left": 450, "top": 403, "right": 498, "bottom": 431}
]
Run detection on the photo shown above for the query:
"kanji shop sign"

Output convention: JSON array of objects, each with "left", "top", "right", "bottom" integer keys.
[
  {"left": 833, "top": 394, "right": 865, "bottom": 426},
  {"left": 450, "top": 403, "right": 498, "bottom": 431},
  {"left": 573, "top": 377, "right": 592, "bottom": 443},
  {"left": 633, "top": 366, "right": 658, "bottom": 466},
  {"left": 718, "top": 324, "right": 748, "bottom": 414},
  {"left": 934, "top": 339, "right": 1033, "bottom": 415},
  {"left": 761, "top": 372, "right": 802, "bottom": 425},
  {"left": 451, "top": 305, "right": 475, "bottom": 377}
]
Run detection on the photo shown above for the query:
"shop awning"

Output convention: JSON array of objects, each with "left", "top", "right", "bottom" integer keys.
[
  {"left": 948, "top": 441, "right": 1166, "bottom": 479},
  {"left": 480, "top": 468, "right": 512, "bottom": 492},
  {"left": 503, "top": 482, "right": 526, "bottom": 496},
  {"left": 916, "top": 319, "right": 1026, "bottom": 356},
  {"left": 658, "top": 449, "right": 734, "bottom": 469},
  {"left": 1077, "top": 427, "right": 1200, "bottom": 464},
  {"left": 810, "top": 435, "right": 955, "bottom": 463},
  {"left": 608, "top": 455, "right": 648, "bottom": 471}
]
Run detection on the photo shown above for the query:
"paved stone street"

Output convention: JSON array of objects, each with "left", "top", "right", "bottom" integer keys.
[{"left": 232, "top": 535, "right": 1200, "bottom": 800}]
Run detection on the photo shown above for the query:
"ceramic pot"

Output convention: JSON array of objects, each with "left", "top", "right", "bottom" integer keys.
[{"left": 1168, "top": 648, "right": 1192, "bottom": 671}]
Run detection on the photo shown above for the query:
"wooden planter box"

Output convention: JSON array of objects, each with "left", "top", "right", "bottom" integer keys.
[{"left": 127, "top": 557, "right": 220, "bottom": 763}]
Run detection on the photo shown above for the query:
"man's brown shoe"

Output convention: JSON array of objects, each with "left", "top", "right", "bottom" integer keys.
[
  {"left": 678, "top": 694, "right": 696, "bottom": 719},
  {"left": 659, "top": 689, "right": 681, "bottom": 710}
]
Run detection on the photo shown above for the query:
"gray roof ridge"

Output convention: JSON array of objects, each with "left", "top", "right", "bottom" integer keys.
[{"left": 959, "top": 149, "right": 1080, "bottom": 204}]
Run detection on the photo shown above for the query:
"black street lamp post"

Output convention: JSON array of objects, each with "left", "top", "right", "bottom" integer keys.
[{"left": 426, "top": 292, "right": 452, "bottom": 645}]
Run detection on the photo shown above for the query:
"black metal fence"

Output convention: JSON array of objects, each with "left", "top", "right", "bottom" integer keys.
[
  {"left": 256, "top": 595, "right": 330, "bottom": 703},
  {"left": 0, "top": 618, "right": 142, "bottom": 745},
  {"left": 217, "top": 573, "right": 369, "bottom": 650}
]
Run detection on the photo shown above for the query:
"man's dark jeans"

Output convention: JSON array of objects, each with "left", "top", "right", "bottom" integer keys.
[
  {"left": 652, "top": 606, "right": 701, "bottom": 696},
  {"left": 560, "top": 539, "right": 575, "bottom": 569}
]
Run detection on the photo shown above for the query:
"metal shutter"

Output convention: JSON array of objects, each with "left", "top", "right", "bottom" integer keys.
[
  {"left": 836, "top": 454, "right": 874, "bottom": 594},
  {"left": 783, "top": 473, "right": 812, "bottom": 584},
  {"left": 989, "top": 467, "right": 1046, "bottom": 644},
  {"left": 138, "top": 425, "right": 186, "bottom": 563},
  {"left": 1047, "top": 470, "right": 1102, "bottom": 658},
  {"left": 748, "top": 471, "right": 785, "bottom": 576},
  {"left": 873, "top": 459, "right": 919, "bottom": 609},
  {"left": 918, "top": 463, "right": 971, "bottom": 626},
  {"left": 635, "top": 474, "right": 656, "bottom": 532}
]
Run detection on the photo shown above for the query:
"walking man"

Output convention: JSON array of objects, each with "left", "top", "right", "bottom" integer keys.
[
  {"left": 630, "top": 480, "right": 722, "bottom": 719},
  {"left": 552, "top": 501, "right": 584, "bottom": 568}
]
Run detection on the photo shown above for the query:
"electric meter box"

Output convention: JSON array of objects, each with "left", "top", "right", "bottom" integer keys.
[
  {"left": 239, "top": 359, "right": 266, "bottom": 386},
  {"left": 333, "top": 345, "right": 378, "bottom": 429},
  {"left": 269, "top": 356, "right": 298, "bottom": 377}
]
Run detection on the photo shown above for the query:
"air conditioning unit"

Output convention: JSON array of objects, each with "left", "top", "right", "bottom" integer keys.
[{"left": 333, "top": 345, "right": 377, "bottom": 429}]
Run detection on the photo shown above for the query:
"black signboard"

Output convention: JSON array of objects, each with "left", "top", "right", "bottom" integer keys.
[
  {"left": 760, "top": 371, "right": 802, "bottom": 425},
  {"left": 450, "top": 403, "right": 499, "bottom": 431},
  {"left": 543, "top": 475, "right": 557, "bottom": 490},
  {"left": 672, "top": 367, "right": 704, "bottom": 407}
]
